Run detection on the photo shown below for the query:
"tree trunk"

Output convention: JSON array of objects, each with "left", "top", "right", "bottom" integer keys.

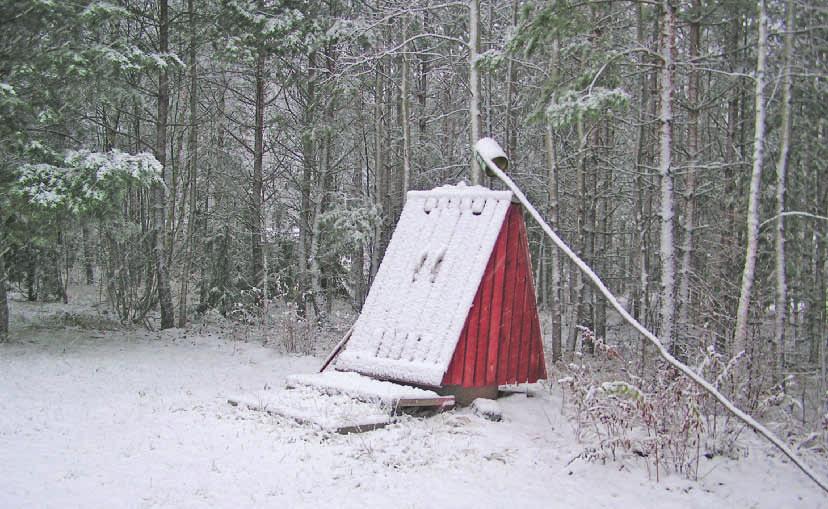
[
  {"left": 308, "top": 147, "right": 328, "bottom": 324},
  {"left": 594, "top": 122, "right": 610, "bottom": 345},
  {"left": 546, "top": 124, "right": 562, "bottom": 362},
  {"left": 505, "top": 0, "right": 519, "bottom": 159},
  {"left": 297, "top": 50, "right": 318, "bottom": 318},
  {"left": 155, "top": 0, "right": 175, "bottom": 329},
  {"left": 658, "top": 0, "right": 677, "bottom": 350},
  {"left": 677, "top": 0, "right": 701, "bottom": 360},
  {"left": 773, "top": 0, "right": 794, "bottom": 383},
  {"left": 734, "top": 0, "right": 768, "bottom": 357},
  {"left": 401, "top": 27, "right": 411, "bottom": 203},
  {"left": 544, "top": 34, "right": 562, "bottom": 362},
  {"left": 0, "top": 251, "right": 8, "bottom": 342},
  {"left": 203, "top": 74, "right": 226, "bottom": 309},
  {"left": 82, "top": 222, "right": 94, "bottom": 284},
  {"left": 351, "top": 128, "right": 366, "bottom": 311},
  {"left": 468, "top": 0, "right": 481, "bottom": 184},
  {"left": 416, "top": 5, "right": 429, "bottom": 137},
  {"left": 369, "top": 58, "right": 385, "bottom": 284},
  {"left": 251, "top": 39, "right": 266, "bottom": 294},
  {"left": 810, "top": 162, "right": 827, "bottom": 364},
  {"left": 178, "top": 0, "right": 199, "bottom": 327},
  {"left": 572, "top": 115, "right": 589, "bottom": 355},
  {"left": 715, "top": 6, "right": 743, "bottom": 353},
  {"left": 633, "top": 0, "right": 654, "bottom": 371}
]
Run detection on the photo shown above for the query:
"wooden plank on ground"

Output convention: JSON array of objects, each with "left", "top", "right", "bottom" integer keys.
[
  {"left": 395, "top": 396, "right": 455, "bottom": 409},
  {"left": 227, "top": 388, "right": 393, "bottom": 434}
]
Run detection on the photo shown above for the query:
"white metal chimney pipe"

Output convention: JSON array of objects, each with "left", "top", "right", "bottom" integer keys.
[{"left": 474, "top": 137, "right": 509, "bottom": 178}]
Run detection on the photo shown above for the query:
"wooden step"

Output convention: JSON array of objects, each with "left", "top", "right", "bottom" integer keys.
[
  {"left": 228, "top": 386, "right": 393, "bottom": 434},
  {"left": 285, "top": 371, "right": 455, "bottom": 411}
]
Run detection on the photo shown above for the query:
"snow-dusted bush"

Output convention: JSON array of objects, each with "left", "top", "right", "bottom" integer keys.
[
  {"left": 277, "top": 306, "right": 316, "bottom": 355},
  {"left": 558, "top": 331, "right": 755, "bottom": 481}
]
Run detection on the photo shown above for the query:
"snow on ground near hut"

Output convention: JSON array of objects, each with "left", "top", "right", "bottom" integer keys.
[{"left": 1, "top": 299, "right": 826, "bottom": 508}]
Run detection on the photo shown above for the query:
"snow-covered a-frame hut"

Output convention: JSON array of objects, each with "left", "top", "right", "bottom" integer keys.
[{"left": 335, "top": 183, "right": 547, "bottom": 402}]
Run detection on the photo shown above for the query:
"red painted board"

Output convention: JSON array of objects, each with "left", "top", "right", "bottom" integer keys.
[
  {"left": 444, "top": 322, "right": 467, "bottom": 383},
  {"left": 518, "top": 222, "right": 537, "bottom": 383},
  {"left": 474, "top": 251, "right": 496, "bottom": 386},
  {"left": 506, "top": 213, "right": 529, "bottom": 383},
  {"left": 497, "top": 207, "right": 519, "bottom": 383},
  {"left": 462, "top": 278, "right": 482, "bottom": 385},
  {"left": 485, "top": 223, "right": 508, "bottom": 385}
]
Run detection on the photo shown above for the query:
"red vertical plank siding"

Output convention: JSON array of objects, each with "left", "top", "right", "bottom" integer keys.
[
  {"left": 444, "top": 321, "right": 466, "bottom": 383},
  {"left": 442, "top": 204, "right": 547, "bottom": 388},
  {"left": 528, "top": 295, "right": 544, "bottom": 382},
  {"left": 485, "top": 225, "right": 508, "bottom": 385},
  {"left": 462, "top": 286, "right": 482, "bottom": 385},
  {"left": 521, "top": 211, "right": 547, "bottom": 383},
  {"left": 517, "top": 218, "right": 535, "bottom": 383},
  {"left": 497, "top": 208, "right": 519, "bottom": 382},
  {"left": 516, "top": 280, "right": 532, "bottom": 383},
  {"left": 506, "top": 213, "right": 528, "bottom": 384},
  {"left": 474, "top": 253, "right": 495, "bottom": 386}
]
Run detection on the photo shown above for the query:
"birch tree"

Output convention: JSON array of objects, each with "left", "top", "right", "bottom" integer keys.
[
  {"left": 658, "top": 0, "right": 677, "bottom": 351},
  {"left": 178, "top": 0, "right": 200, "bottom": 327},
  {"left": 733, "top": 0, "right": 768, "bottom": 358},
  {"left": 772, "top": 0, "right": 794, "bottom": 384},
  {"left": 469, "top": 0, "right": 482, "bottom": 184}
]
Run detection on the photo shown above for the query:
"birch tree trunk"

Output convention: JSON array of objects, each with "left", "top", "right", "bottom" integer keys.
[
  {"left": 658, "top": 0, "right": 677, "bottom": 350},
  {"left": 545, "top": 34, "right": 562, "bottom": 362},
  {"left": 369, "top": 59, "right": 384, "bottom": 284},
  {"left": 468, "top": 0, "right": 481, "bottom": 185},
  {"left": 734, "top": 0, "right": 768, "bottom": 357},
  {"left": 178, "top": 0, "right": 199, "bottom": 327},
  {"left": 546, "top": 123, "right": 562, "bottom": 362},
  {"left": 154, "top": 0, "right": 175, "bottom": 329},
  {"left": 772, "top": 0, "right": 794, "bottom": 384}
]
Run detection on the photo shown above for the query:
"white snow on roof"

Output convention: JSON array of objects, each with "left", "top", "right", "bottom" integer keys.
[{"left": 336, "top": 183, "right": 513, "bottom": 386}]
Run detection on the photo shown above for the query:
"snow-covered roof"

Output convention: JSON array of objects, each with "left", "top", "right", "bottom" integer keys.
[{"left": 335, "top": 183, "right": 513, "bottom": 386}]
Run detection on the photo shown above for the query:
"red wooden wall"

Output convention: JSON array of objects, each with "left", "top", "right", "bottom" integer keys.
[{"left": 442, "top": 204, "right": 547, "bottom": 387}]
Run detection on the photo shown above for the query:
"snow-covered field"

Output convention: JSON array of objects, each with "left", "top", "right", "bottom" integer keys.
[{"left": 1, "top": 295, "right": 826, "bottom": 508}]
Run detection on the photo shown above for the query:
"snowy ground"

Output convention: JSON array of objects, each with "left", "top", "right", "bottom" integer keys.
[{"left": 1, "top": 293, "right": 826, "bottom": 508}]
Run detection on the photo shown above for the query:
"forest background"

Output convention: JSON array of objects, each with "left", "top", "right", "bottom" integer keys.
[{"left": 1, "top": 0, "right": 826, "bottom": 454}]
